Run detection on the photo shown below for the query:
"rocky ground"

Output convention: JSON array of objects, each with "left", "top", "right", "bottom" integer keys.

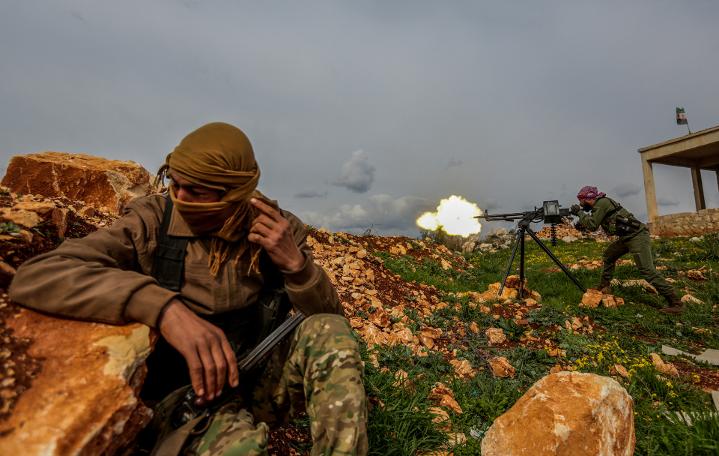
[
  {"left": 0, "top": 153, "right": 718, "bottom": 455},
  {"left": 0, "top": 189, "right": 114, "bottom": 423}
]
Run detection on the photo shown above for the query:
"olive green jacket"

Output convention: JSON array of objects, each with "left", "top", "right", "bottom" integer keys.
[
  {"left": 9, "top": 194, "right": 341, "bottom": 327},
  {"left": 577, "top": 196, "right": 644, "bottom": 236}
]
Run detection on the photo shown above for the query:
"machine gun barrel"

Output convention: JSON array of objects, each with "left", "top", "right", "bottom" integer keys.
[
  {"left": 476, "top": 209, "right": 542, "bottom": 222},
  {"left": 475, "top": 201, "right": 571, "bottom": 224}
]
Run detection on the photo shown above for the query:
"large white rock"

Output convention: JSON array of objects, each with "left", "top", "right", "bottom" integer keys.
[{"left": 481, "top": 371, "right": 635, "bottom": 456}]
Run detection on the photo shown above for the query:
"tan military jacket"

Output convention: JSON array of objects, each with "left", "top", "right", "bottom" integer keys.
[{"left": 9, "top": 194, "right": 341, "bottom": 327}]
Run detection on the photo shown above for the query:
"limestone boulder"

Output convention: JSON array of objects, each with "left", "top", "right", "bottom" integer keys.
[
  {"left": 0, "top": 305, "right": 156, "bottom": 455},
  {"left": 481, "top": 372, "right": 635, "bottom": 456},
  {"left": 2, "top": 152, "right": 154, "bottom": 215}
]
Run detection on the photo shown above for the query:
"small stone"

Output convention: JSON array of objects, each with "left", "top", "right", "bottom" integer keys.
[
  {"left": 580, "top": 289, "right": 603, "bottom": 308},
  {"left": 613, "top": 364, "right": 629, "bottom": 378},
  {"left": 650, "top": 353, "right": 679, "bottom": 377},
  {"left": 485, "top": 328, "right": 507, "bottom": 345},
  {"left": 489, "top": 356, "right": 515, "bottom": 378}
]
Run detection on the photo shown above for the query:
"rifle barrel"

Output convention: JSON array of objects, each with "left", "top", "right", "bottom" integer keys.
[
  {"left": 237, "top": 311, "right": 305, "bottom": 371},
  {"left": 476, "top": 211, "right": 539, "bottom": 221}
]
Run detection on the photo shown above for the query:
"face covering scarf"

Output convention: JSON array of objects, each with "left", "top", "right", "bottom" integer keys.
[{"left": 155, "top": 122, "right": 267, "bottom": 277}]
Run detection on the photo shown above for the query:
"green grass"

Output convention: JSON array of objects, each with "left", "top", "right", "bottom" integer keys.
[
  {"left": 362, "top": 343, "right": 448, "bottom": 455},
  {"left": 0, "top": 221, "right": 20, "bottom": 234},
  {"left": 360, "top": 234, "right": 719, "bottom": 455}
]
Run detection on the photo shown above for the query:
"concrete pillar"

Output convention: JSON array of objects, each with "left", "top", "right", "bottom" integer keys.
[
  {"left": 641, "top": 157, "right": 658, "bottom": 222},
  {"left": 691, "top": 167, "right": 706, "bottom": 211},
  {"left": 716, "top": 170, "right": 719, "bottom": 193}
]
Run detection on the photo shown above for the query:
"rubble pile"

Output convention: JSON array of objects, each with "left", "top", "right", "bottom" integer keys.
[
  {"left": 536, "top": 221, "right": 585, "bottom": 242},
  {"left": 0, "top": 188, "right": 116, "bottom": 288},
  {"left": 309, "top": 230, "right": 569, "bottom": 385},
  {"left": 462, "top": 221, "right": 616, "bottom": 255},
  {"left": 536, "top": 221, "right": 614, "bottom": 243},
  {"left": 309, "top": 230, "right": 479, "bottom": 378}
]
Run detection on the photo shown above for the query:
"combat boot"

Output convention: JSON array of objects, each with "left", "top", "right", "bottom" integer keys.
[{"left": 659, "top": 292, "right": 684, "bottom": 315}]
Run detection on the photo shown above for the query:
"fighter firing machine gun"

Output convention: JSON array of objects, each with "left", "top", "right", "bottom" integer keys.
[{"left": 476, "top": 200, "right": 586, "bottom": 298}]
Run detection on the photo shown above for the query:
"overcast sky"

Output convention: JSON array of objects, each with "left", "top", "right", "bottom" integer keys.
[{"left": 1, "top": 1, "right": 718, "bottom": 235}]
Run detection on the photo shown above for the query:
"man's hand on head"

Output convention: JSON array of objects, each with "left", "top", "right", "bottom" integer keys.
[
  {"left": 158, "top": 299, "right": 239, "bottom": 402},
  {"left": 248, "top": 198, "right": 305, "bottom": 273}
]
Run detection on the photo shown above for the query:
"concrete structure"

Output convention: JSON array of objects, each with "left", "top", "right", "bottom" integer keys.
[{"left": 639, "top": 125, "right": 719, "bottom": 237}]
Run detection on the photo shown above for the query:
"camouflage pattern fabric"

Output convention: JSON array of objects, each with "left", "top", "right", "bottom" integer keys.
[
  {"left": 189, "top": 313, "right": 368, "bottom": 456},
  {"left": 193, "top": 406, "right": 269, "bottom": 456},
  {"left": 601, "top": 229, "right": 675, "bottom": 299}
]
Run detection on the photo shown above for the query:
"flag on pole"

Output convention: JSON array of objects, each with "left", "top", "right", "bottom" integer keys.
[{"left": 676, "top": 107, "right": 688, "bottom": 125}]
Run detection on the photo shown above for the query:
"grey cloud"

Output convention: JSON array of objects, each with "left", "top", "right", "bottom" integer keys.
[
  {"left": 446, "top": 157, "right": 463, "bottom": 169},
  {"left": 294, "top": 190, "right": 328, "bottom": 199},
  {"left": 69, "top": 11, "right": 87, "bottom": 23},
  {"left": 658, "top": 197, "right": 680, "bottom": 207},
  {"left": 612, "top": 183, "right": 641, "bottom": 198},
  {"left": 333, "top": 150, "right": 375, "bottom": 194},
  {"left": 178, "top": 0, "right": 202, "bottom": 9},
  {"left": 0, "top": 2, "right": 717, "bottom": 235},
  {"left": 479, "top": 198, "right": 501, "bottom": 212},
  {"left": 302, "top": 194, "right": 431, "bottom": 234}
]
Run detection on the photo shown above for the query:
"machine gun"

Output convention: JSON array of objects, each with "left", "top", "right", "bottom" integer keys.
[{"left": 477, "top": 200, "right": 586, "bottom": 298}]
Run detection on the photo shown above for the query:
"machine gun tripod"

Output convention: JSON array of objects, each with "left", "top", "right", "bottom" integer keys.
[{"left": 478, "top": 201, "right": 586, "bottom": 298}]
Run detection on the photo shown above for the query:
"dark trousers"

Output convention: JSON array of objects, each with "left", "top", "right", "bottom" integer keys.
[{"left": 601, "top": 229, "right": 675, "bottom": 297}]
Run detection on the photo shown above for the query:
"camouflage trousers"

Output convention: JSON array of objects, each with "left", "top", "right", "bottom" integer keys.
[
  {"left": 188, "top": 313, "right": 368, "bottom": 456},
  {"left": 601, "top": 229, "right": 675, "bottom": 298}
]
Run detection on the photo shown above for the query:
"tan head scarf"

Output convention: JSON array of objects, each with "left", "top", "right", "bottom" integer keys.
[{"left": 156, "top": 122, "right": 265, "bottom": 277}]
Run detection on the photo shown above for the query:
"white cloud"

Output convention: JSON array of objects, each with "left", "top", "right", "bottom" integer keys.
[
  {"left": 302, "top": 194, "right": 431, "bottom": 234},
  {"left": 333, "top": 150, "right": 375, "bottom": 193}
]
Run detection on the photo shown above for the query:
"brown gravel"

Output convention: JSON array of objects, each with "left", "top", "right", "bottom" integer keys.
[
  {"left": 673, "top": 359, "right": 719, "bottom": 393},
  {"left": 267, "top": 415, "right": 312, "bottom": 456},
  {"left": 0, "top": 292, "right": 43, "bottom": 423}
]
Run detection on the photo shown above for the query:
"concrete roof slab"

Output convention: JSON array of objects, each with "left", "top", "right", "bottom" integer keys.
[{"left": 639, "top": 125, "right": 719, "bottom": 170}]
